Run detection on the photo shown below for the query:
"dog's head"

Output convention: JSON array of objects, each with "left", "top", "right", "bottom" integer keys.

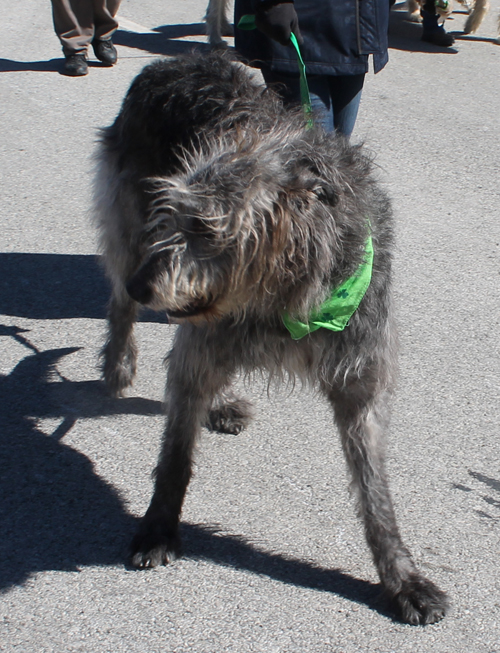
[
  {"left": 126, "top": 133, "right": 345, "bottom": 323},
  {"left": 126, "top": 177, "right": 234, "bottom": 322}
]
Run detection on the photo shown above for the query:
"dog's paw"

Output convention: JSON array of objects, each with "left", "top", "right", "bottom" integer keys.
[
  {"left": 205, "top": 398, "right": 253, "bottom": 435},
  {"left": 103, "top": 368, "right": 135, "bottom": 397},
  {"left": 407, "top": 10, "right": 423, "bottom": 22},
  {"left": 209, "top": 39, "right": 229, "bottom": 50},
  {"left": 130, "top": 523, "right": 181, "bottom": 569},
  {"left": 389, "top": 573, "right": 449, "bottom": 625},
  {"left": 101, "top": 354, "right": 137, "bottom": 397},
  {"left": 100, "top": 336, "right": 138, "bottom": 397}
]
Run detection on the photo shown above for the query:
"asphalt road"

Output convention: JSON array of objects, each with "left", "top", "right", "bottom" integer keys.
[{"left": 1, "top": 1, "right": 499, "bottom": 651}]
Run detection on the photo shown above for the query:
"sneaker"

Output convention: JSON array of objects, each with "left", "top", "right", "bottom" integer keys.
[
  {"left": 64, "top": 53, "right": 88, "bottom": 76},
  {"left": 92, "top": 38, "right": 117, "bottom": 65}
]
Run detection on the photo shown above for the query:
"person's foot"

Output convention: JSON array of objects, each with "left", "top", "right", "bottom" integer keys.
[
  {"left": 420, "top": 9, "right": 455, "bottom": 46},
  {"left": 64, "top": 53, "right": 88, "bottom": 76},
  {"left": 92, "top": 38, "right": 118, "bottom": 65},
  {"left": 421, "top": 27, "right": 455, "bottom": 46}
]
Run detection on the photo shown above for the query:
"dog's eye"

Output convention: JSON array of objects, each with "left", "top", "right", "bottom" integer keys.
[
  {"left": 313, "top": 182, "right": 337, "bottom": 207},
  {"left": 184, "top": 217, "right": 220, "bottom": 256},
  {"left": 186, "top": 217, "right": 212, "bottom": 237}
]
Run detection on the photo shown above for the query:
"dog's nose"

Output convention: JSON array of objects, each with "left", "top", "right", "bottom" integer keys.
[{"left": 126, "top": 275, "right": 154, "bottom": 305}]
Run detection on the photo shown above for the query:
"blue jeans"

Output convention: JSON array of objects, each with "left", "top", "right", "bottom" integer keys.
[{"left": 262, "top": 70, "right": 365, "bottom": 137}]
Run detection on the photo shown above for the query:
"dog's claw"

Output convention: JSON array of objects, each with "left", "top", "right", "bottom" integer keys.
[
  {"left": 130, "top": 525, "right": 181, "bottom": 569},
  {"left": 130, "top": 545, "right": 179, "bottom": 569},
  {"left": 130, "top": 543, "right": 180, "bottom": 569}
]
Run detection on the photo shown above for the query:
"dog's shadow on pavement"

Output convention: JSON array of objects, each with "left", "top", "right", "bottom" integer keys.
[
  {"left": 181, "top": 524, "right": 388, "bottom": 616},
  {"left": 0, "top": 330, "right": 387, "bottom": 618},
  {"left": 0, "top": 252, "right": 389, "bottom": 618},
  {"left": 0, "top": 339, "right": 144, "bottom": 589}
]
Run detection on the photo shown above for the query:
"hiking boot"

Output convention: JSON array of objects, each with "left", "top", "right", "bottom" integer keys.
[
  {"left": 420, "top": 9, "right": 455, "bottom": 46},
  {"left": 64, "top": 53, "right": 88, "bottom": 76},
  {"left": 92, "top": 38, "right": 118, "bottom": 65}
]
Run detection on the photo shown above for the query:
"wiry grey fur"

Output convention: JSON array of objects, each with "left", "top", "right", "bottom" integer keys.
[{"left": 93, "top": 51, "right": 448, "bottom": 625}]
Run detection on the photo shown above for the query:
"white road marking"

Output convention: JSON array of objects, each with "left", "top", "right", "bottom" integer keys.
[{"left": 117, "top": 17, "right": 158, "bottom": 34}]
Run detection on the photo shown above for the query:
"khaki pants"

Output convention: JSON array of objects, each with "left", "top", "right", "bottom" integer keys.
[{"left": 51, "top": 0, "right": 121, "bottom": 55}]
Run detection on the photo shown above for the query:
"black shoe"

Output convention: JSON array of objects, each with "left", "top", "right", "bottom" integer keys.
[
  {"left": 420, "top": 9, "right": 455, "bottom": 46},
  {"left": 64, "top": 53, "right": 88, "bottom": 76},
  {"left": 421, "top": 28, "right": 455, "bottom": 46},
  {"left": 92, "top": 38, "right": 117, "bottom": 65}
]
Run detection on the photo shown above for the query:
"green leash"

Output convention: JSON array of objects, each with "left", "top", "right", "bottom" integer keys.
[
  {"left": 237, "top": 16, "right": 373, "bottom": 338},
  {"left": 237, "top": 15, "right": 313, "bottom": 127}
]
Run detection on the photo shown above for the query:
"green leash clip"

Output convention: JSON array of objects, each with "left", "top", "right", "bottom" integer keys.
[{"left": 237, "top": 15, "right": 313, "bottom": 128}]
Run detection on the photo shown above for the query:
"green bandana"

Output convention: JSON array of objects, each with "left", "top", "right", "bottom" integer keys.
[{"left": 282, "top": 236, "right": 374, "bottom": 339}]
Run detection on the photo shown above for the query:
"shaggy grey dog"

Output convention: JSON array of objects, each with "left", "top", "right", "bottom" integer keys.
[{"left": 93, "top": 51, "right": 448, "bottom": 625}]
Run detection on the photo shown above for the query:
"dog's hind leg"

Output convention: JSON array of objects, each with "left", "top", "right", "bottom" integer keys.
[
  {"left": 101, "top": 287, "right": 139, "bottom": 397},
  {"left": 463, "top": 0, "right": 489, "bottom": 33},
  {"left": 407, "top": 0, "right": 423, "bottom": 22},
  {"left": 130, "top": 323, "right": 238, "bottom": 568},
  {"left": 205, "top": 0, "right": 233, "bottom": 47},
  {"left": 324, "top": 366, "right": 448, "bottom": 625}
]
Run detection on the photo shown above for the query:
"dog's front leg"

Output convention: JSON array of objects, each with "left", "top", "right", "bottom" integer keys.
[
  {"left": 130, "top": 324, "right": 233, "bottom": 568},
  {"left": 101, "top": 288, "right": 139, "bottom": 397},
  {"left": 326, "top": 377, "right": 448, "bottom": 625},
  {"left": 129, "top": 388, "right": 199, "bottom": 569}
]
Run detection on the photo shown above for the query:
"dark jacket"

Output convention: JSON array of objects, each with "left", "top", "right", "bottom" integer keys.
[{"left": 234, "top": 0, "right": 389, "bottom": 76}]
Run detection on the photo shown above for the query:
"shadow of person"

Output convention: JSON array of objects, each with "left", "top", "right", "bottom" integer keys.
[
  {"left": 113, "top": 24, "right": 213, "bottom": 57},
  {"left": 0, "top": 58, "right": 139, "bottom": 73},
  {"left": 0, "top": 58, "right": 63, "bottom": 73},
  {"left": 450, "top": 32, "right": 500, "bottom": 44},
  {"left": 0, "top": 24, "right": 211, "bottom": 74}
]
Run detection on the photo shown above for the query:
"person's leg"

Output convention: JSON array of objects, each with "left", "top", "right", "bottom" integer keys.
[
  {"left": 261, "top": 69, "right": 364, "bottom": 137},
  {"left": 51, "top": 0, "right": 93, "bottom": 55},
  {"left": 92, "top": 0, "right": 120, "bottom": 40},
  {"left": 91, "top": 0, "right": 121, "bottom": 65},
  {"left": 327, "top": 74, "right": 365, "bottom": 138},
  {"left": 420, "top": 0, "right": 455, "bottom": 46},
  {"left": 261, "top": 69, "right": 334, "bottom": 132},
  {"left": 50, "top": 0, "right": 93, "bottom": 75}
]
